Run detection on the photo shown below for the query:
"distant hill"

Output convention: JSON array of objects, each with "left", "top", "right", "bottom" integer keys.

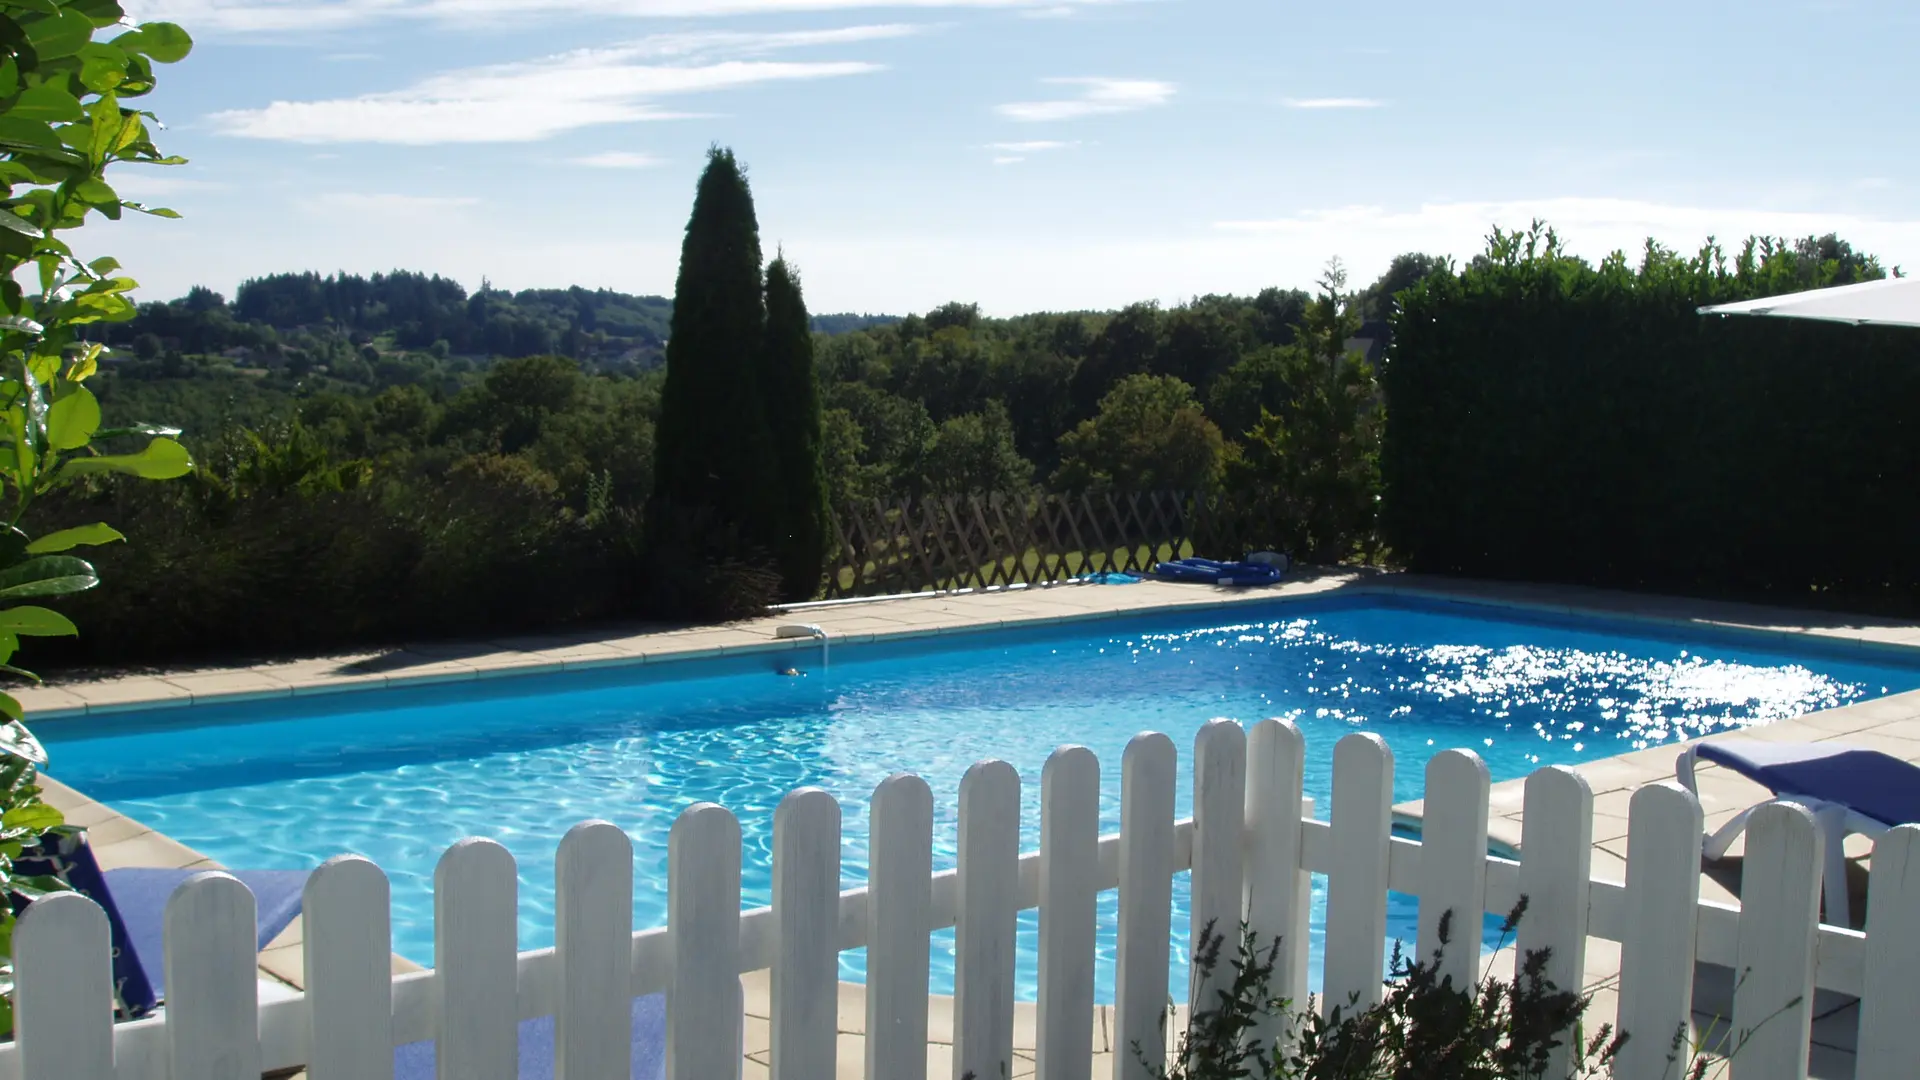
[{"left": 103, "top": 271, "right": 897, "bottom": 380}]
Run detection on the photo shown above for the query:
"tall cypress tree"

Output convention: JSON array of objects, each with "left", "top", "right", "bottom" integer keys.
[
  {"left": 648, "top": 147, "right": 771, "bottom": 553},
  {"left": 761, "top": 255, "right": 831, "bottom": 600}
]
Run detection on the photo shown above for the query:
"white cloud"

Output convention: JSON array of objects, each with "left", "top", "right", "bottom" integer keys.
[
  {"left": 303, "top": 192, "right": 482, "bottom": 212},
  {"left": 572, "top": 151, "right": 662, "bottom": 169},
  {"left": 996, "top": 77, "right": 1174, "bottom": 122},
  {"left": 985, "top": 139, "right": 1076, "bottom": 164},
  {"left": 1282, "top": 97, "right": 1383, "bottom": 109},
  {"left": 619, "top": 23, "right": 926, "bottom": 58},
  {"left": 1856, "top": 177, "right": 1895, "bottom": 190},
  {"left": 210, "top": 30, "right": 897, "bottom": 144},
  {"left": 127, "top": 0, "right": 1116, "bottom": 34}
]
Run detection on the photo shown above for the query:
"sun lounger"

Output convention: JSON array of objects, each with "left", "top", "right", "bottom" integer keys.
[
  {"left": 12, "top": 826, "right": 309, "bottom": 1016},
  {"left": 1676, "top": 739, "right": 1920, "bottom": 926}
]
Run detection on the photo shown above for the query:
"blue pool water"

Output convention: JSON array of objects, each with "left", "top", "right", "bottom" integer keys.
[{"left": 43, "top": 595, "right": 1920, "bottom": 1001}]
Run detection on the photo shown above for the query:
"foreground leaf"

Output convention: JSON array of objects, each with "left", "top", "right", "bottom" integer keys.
[
  {"left": 0, "top": 606, "right": 76, "bottom": 636},
  {"left": 0, "top": 804, "right": 60, "bottom": 832},
  {"left": 44, "top": 384, "right": 100, "bottom": 449},
  {"left": 25, "top": 522, "right": 123, "bottom": 553},
  {"left": 53, "top": 435, "right": 190, "bottom": 482},
  {"left": 0, "top": 555, "right": 98, "bottom": 599},
  {"left": 0, "top": 721, "right": 46, "bottom": 766}
]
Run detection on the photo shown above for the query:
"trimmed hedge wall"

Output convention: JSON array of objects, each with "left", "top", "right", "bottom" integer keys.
[{"left": 1382, "top": 230, "right": 1920, "bottom": 612}]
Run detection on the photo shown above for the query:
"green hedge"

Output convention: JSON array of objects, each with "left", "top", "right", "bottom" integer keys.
[{"left": 1382, "top": 228, "right": 1920, "bottom": 611}]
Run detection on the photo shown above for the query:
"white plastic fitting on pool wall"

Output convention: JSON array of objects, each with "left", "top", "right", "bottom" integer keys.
[{"left": 774, "top": 623, "right": 829, "bottom": 670}]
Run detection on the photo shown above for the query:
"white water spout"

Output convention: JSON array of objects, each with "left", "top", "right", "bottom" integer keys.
[{"left": 774, "top": 623, "right": 829, "bottom": 670}]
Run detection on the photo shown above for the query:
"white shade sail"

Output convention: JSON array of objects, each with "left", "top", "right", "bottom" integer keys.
[{"left": 1698, "top": 276, "right": 1920, "bottom": 328}]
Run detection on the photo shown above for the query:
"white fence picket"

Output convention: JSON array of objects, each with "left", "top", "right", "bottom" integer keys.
[
  {"left": 14, "top": 893, "right": 114, "bottom": 1080},
  {"left": 1418, "top": 749, "right": 1489, "bottom": 990},
  {"left": 1113, "top": 731, "right": 1176, "bottom": 1080},
  {"left": 1036, "top": 745, "right": 1100, "bottom": 1080},
  {"left": 556, "top": 821, "right": 635, "bottom": 1080},
  {"left": 1857, "top": 824, "right": 1920, "bottom": 1080},
  {"left": 1516, "top": 766, "right": 1592, "bottom": 1080},
  {"left": 1244, "top": 718, "right": 1309, "bottom": 1019},
  {"left": 436, "top": 838, "right": 519, "bottom": 1080},
  {"left": 165, "top": 872, "right": 261, "bottom": 1080},
  {"left": 954, "top": 760, "right": 1022, "bottom": 1080},
  {"left": 1324, "top": 732, "right": 1393, "bottom": 1018},
  {"left": 1189, "top": 719, "right": 1247, "bottom": 1014},
  {"left": 773, "top": 788, "right": 842, "bottom": 1080},
  {"left": 304, "top": 856, "right": 393, "bottom": 1080},
  {"left": 867, "top": 773, "right": 935, "bottom": 1080},
  {"left": 668, "top": 803, "right": 744, "bottom": 1080},
  {"left": 1616, "top": 782, "right": 1704, "bottom": 1080},
  {"left": 1730, "top": 802, "right": 1820, "bottom": 1080}
]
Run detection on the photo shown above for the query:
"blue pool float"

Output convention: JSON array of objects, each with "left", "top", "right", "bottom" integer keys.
[{"left": 1151, "top": 554, "right": 1287, "bottom": 586}]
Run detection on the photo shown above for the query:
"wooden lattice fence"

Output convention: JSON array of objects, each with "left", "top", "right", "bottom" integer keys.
[{"left": 824, "top": 492, "right": 1276, "bottom": 598}]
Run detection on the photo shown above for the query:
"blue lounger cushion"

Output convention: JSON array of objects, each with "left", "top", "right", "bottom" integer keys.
[
  {"left": 101, "top": 867, "right": 310, "bottom": 1000},
  {"left": 1691, "top": 740, "right": 1920, "bottom": 828},
  {"left": 11, "top": 828, "right": 309, "bottom": 1015},
  {"left": 1151, "top": 557, "right": 1283, "bottom": 586},
  {"left": 393, "top": 993, "right": 668, "bottom": 1080}
]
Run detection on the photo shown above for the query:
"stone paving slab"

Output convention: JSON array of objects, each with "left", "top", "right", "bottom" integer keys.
[{"left": 19, "top": 569, "right": 1920, "bottom": 1078}]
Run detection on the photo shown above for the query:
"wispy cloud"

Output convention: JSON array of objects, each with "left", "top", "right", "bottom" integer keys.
[
  {"left": 323, "top": 51, "right": 378, "bottom": 61},
  {"left": 1856, "top": 177, "right": 1895, "bottom": 190},
  {"left": 572, "top": 151, "right": 663, "bottom": 169},
  {"left": 1282, "top": 97, "right": 1383, "bottom": 109},
  {"left": 619, "top": 23, "right": 925, "bottom": 58},
  {"left": 985, "top": 138, "right": 1076, "bottom": 164},
  {"left": 303, "top": 192, "right": 482, "bottom": 212},
  {"left": 996, "top": 77, "right": 1174, "bottom": 122},
  {"left": 210, "top": 28, "right": 900, "bottom": 144},
  {"left": 128, "top": 0, "right": 1115, "bottom": 34}
]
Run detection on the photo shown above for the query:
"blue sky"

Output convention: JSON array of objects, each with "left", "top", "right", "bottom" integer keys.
[{"left": 103, "top": 0, "right": 1920, "bottom": 315}]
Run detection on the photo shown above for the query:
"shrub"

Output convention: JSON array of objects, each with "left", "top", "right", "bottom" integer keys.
[
  {"left": 1150, "top": 906, "right": 1626, "bottom": 1080},
  {"left": 1383, "top": 223, "right": 1920, "bottom": 611}
]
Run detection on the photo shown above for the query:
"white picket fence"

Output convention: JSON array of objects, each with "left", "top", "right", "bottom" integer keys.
[{"left": 5, "top": 719, "right": 1919, "bottom": 1080}]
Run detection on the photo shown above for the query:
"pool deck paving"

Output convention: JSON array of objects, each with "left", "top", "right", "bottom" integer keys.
[{"left": 23, "top": 568, "right": 1920, "bottom": 1078}]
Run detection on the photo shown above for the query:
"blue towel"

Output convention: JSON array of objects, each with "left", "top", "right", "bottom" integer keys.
[
  {"left": 393, "top": 993, "right": 668, "bottom": 1080},
  {"left": 1695, "top": 740, "right": 1920, "bottom": 827},
  {"left": 101, "top": 867, "right": 310, "bottom": 1000}
]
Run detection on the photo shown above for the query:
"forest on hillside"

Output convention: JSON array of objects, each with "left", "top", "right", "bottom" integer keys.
[{"left": 89, "top": 270, "right": 899, "bottom": 431}]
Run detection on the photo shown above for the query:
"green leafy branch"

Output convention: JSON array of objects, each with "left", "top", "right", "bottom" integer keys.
[{"left": 0, "top": 0, "right": 193, "bottom": 1035}]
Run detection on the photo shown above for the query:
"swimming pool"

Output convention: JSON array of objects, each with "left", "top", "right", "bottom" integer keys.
[{"left": 42, "top": 594, "right": 1920, "bottom": 1000}]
